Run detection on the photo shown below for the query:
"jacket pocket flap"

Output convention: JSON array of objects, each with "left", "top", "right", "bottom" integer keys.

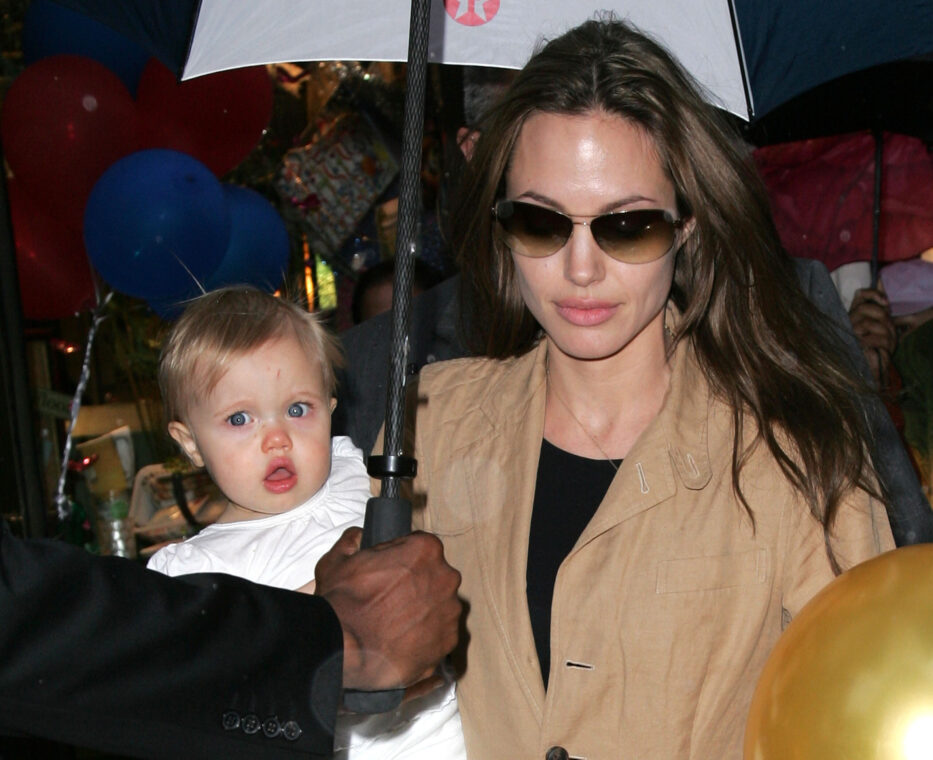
[{"left": 656, "top": 548, "right": 769, "bottom": 594}]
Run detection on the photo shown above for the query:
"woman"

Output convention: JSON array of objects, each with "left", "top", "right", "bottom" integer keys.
[{"left": 404, "top": 17, "right": 893, "bottom": 759}]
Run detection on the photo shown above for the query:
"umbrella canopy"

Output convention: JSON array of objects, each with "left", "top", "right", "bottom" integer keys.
[
  {"left": 754, "top": 132, "right": 933, "bottom": 273},
  {"left": 49, "top": 0, "right": 933, "bottom": 121},
  {"left": 745, "top": 56, "right": 933, "bottom": 283},
  {"left": 746, "top": 58, "right": 933, "bottom": 146},
  {"left": 183, "top": 1, "right": 748, "bottom": 115}
]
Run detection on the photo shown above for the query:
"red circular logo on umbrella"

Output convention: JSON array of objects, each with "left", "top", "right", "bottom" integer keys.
[{"left": 445, "top": 0, "right": 500, "bottom": 26}]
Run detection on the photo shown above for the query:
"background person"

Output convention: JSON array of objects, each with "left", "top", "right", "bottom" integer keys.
[
  {"left": 843, "top": 258, "right": 933, "bottom": 486},
  {"left": 350, "top": 258, "right": 442, "bottom": 325},
  {"left": 883, "top": 256, "right": 933, "bottom": 339},
  {"left": 882, "top": 258, "right": 933, "bottom": 489},
  {"left": 894, "top": 318, "right": 933, "bottom": 489},
  {"left": 398, "top": 18, "right": 893, "bottom": 758}
]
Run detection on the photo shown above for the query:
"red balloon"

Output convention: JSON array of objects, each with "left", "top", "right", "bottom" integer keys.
[
  {"left": 0, "top": 55, "right": 140, "bottom": 231},
  {"left": 136, "top": 60, "right": 274, "bottom": 177},
  {"left": 8, "top": 176, "right": 95, "bottom": 320}
]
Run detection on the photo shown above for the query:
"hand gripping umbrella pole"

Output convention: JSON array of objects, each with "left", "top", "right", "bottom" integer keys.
[{"left": 341, "top": 0, "right": 430, "bottom": 714}]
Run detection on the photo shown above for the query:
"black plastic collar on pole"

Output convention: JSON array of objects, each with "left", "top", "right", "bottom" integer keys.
[{"left": 367, "top": 454, "right": 417, "bottom": 480}]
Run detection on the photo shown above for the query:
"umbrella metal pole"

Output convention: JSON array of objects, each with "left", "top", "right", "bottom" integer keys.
[
  {"left": 374, "top": 0, "right": 430, "bottom": 498},
  {"left": 344, "top": 0, "right": 430, "bottom": 714},
  {"left": 871, "top": 130, "right": 883, "bottom": 288}
]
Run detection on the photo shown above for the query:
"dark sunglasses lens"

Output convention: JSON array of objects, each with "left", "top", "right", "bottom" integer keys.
[
  {"left": 590, "top": 210, "right": 676, "bottom": 263},
  {"left": 495, "top": 201, "right": 571, "bottom": 257}
]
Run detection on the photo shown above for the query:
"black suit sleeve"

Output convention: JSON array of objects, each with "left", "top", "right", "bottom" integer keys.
[{"left": 0, "top": 520, "right": 343, "bottom": 759}]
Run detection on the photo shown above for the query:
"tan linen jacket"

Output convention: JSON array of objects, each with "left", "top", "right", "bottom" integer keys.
[{"left": 408, "top": 339, "right": 893, "bottom": 760}]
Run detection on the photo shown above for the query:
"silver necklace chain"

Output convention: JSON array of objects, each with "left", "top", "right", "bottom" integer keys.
[{"left": 546, "top": 364, "right": 620, "bottom": 473}]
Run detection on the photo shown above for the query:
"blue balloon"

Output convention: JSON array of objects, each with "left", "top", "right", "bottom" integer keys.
[
  {"left": 205, "top": 185, "right": 291, "bottom": 292},
  {"left": 84, "top": 150, "right": 231, "bottom": 301},
  {"left": 23, "top": 0, "right": 150, "bottom": 95},
  {"left": 146, "top": 293, "right": 195, "bottom": 322},
  {"left": 145, "top": 186, "right": 289, "bottom": 320}
]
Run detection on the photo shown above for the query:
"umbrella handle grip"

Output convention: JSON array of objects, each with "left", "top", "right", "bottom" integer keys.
[
  {"left": 360, "top": 496, "right": 411, "bottom": 549},
  {"left": 342, "top": 687, "right": 405, "bottom": 714},
  {"left": 342, "top": 496, "right": 412, "bottom": 714}
]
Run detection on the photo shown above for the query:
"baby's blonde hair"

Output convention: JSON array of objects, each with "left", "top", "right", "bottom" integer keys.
[{"left": 159, "top": 286, "right": 343, "bottom": 424}]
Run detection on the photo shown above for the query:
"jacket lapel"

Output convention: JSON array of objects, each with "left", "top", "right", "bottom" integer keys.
[
  {"left": 451, "top": 339, "right": 718, "bottom": 712},
  {"left": 465, "top": 342, "right": 550, "bottom": 711},
  {"left": 575, "top": 340, "right": 715, "bottom": 547}
]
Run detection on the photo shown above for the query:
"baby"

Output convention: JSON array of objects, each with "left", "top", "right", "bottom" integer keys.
[{"left": 148, "top": 286, "right": 465, "bottom": 759}]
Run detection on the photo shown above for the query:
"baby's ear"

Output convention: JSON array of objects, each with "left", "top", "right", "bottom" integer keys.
[
  {"left": 329, "top": 397, "right": 337, "bottom": 413},
  {"left": 167, "top": 421, "right": 204, "bottom": 468}
]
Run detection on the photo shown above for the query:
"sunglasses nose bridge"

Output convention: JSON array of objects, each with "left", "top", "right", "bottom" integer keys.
[
  {"left": 570, "top": 218, "right": 595, "bottom": 237},
  {"left": 563, "top": 219, "right": 608, "bottom": 286},
  {"left": 567, "top": 217, "right": 596, "bottom": 245}
]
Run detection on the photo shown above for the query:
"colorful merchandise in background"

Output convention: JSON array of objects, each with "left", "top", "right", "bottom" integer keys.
[{"left": 2, "top": 0, "right": 448, "bottom": 324}]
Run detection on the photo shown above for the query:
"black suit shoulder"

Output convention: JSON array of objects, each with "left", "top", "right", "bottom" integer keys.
[{"left": 0, "top": 521, "right": 342, "bottom": 759}]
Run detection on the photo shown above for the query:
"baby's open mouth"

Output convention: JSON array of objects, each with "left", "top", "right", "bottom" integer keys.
[
  {"left": 265, "top": 466, "right": 293, "bottom": 481},
  {"left": 263, "top": 458, "right": 297, "bottom": 493}
]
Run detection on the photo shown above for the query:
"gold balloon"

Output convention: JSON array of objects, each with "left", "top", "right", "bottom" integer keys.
[{"left": 745, "top": 545, "right": 933, "bottom": 760}]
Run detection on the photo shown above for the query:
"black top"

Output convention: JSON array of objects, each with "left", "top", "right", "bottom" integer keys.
[{"left": 527, "top": 439, "right": 620, "bottom": 689}]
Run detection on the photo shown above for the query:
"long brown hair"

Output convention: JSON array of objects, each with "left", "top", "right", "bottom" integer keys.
[{"left": 451, "top": 16, "right": 883, "bottom": 544}]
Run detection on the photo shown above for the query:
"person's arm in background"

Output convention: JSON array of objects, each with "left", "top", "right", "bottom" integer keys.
[
  {"left": 0, "top": 521, "right": 460, "bottom": 760},
  {"left": 848, "top": 287, "right": 898, "bottom": 388},
  {"left": 794, "top": 258, "right": 933, "bottom": 545}
]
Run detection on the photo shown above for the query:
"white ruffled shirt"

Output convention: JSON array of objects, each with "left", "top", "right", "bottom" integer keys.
[
  {"left": 148, "top": 435, "right": 465, "bottom": 760},
  {"left": 147, "top": 436, "right": 368, "bottom": 587}
]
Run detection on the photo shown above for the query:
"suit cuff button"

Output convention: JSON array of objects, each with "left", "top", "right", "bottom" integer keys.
[
  {"left": 282, "top": 721, "right": 303, "bottom": 741},
  {"left": 262, "top": 716, "right": 281, "bottom": 738},
  {"left": 241, "top": 713, "right": 261, "bottom": 734},
  {"left": 221, "top": 711, "right": 240, "bottom": 731}
]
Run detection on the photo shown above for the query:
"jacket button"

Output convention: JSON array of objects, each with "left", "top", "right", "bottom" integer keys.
[
  {"left": 282, "top": 720, "right": 303, "bottom": 741},
  {"left": 262, "top": 716, "right": 281, "bottom": 738},
  {"left": 241, "top": 713, "right": 261, "bottom": 734},
  {"left": 221, "top": 711, "right": 240, "bottom": 731},
  {"left": 546, "top": 747, "right": 569, "bottom": 760}
]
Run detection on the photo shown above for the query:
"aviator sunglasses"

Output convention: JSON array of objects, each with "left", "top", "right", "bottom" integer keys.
[{"left": 493, "top": 199, "right": 685, "bottom": 263}]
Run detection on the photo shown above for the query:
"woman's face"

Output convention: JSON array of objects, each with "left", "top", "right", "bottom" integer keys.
[{"left": 504, "top": 110, "right": 680, "bottom": 363}]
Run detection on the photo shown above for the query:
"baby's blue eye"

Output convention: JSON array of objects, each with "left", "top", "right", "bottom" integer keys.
[
  {"left": 287, "top": 402, "right": 311, "bottom": 418},
  {"left": 227, "top": 411, "right": 252, "bottom": 426}
]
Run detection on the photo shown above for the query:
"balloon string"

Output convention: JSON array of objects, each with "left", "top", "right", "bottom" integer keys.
[
  {"left": 170, "top": 248, "right": 206, "bottom": 296},
  {"left": 54, "top": 292, "right": 113, "bottom": 521}
]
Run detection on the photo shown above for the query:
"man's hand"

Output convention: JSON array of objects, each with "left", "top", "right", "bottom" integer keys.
[
  {"left": 849, "top": 287, "right": 897, "bottom": 387},
  {"left": 313, "top": 527, "right": 462, "bottom": 692}
]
